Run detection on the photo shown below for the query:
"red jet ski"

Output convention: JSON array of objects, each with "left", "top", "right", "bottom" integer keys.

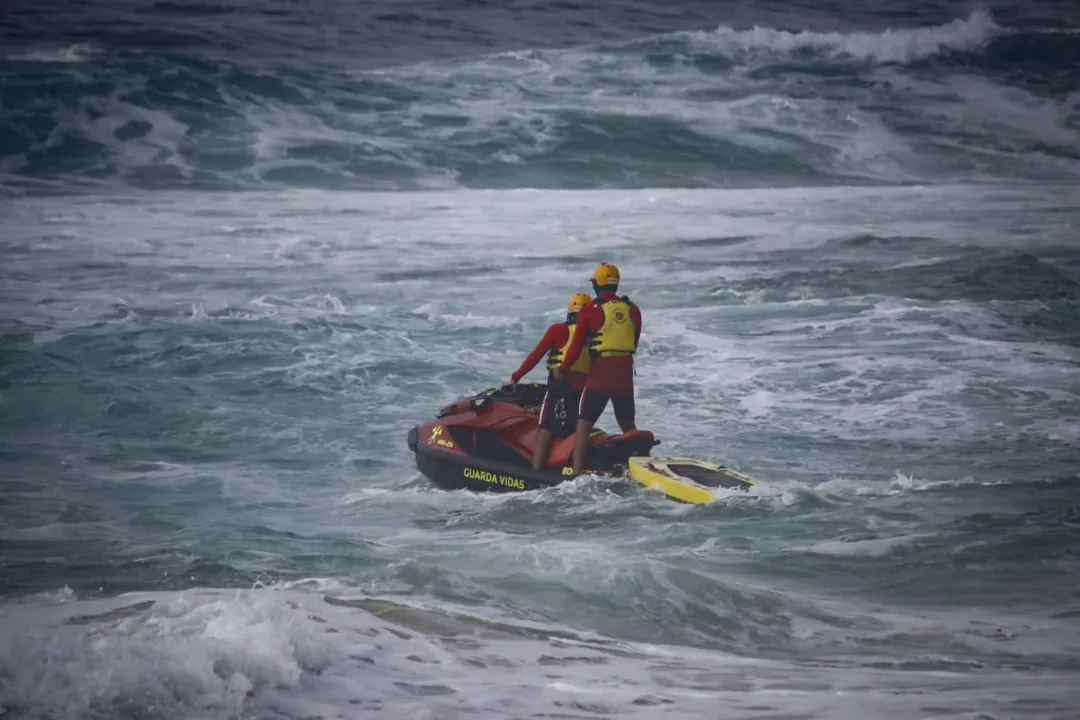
[{"left": 406, "top": 382, "right": 660, "bottom": 493}]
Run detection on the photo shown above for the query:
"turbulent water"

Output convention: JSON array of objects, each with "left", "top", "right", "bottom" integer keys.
[{"left": 2, "top": 1, "right": 1080, "bottom": 718}]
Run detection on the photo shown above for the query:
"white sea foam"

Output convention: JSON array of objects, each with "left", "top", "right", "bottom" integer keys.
[
  {"left": 4, "top": 11, "right": 1078, "bottom": 194},
  {"left": 2, "top": 584, "right": 1077, "bottom": 720},
  {"left": 7, "top": 185, "right": 1076, "bottom": 480},
  {"left": 686, "top": 9, "right": 1002, "bottom": 64}
]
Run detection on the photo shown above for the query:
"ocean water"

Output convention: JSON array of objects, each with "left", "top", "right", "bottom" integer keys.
[{"left": 2, "top": 1, "right": 1080, "bottom": 718}]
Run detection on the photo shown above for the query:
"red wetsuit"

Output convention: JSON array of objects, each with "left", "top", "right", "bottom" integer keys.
[
  {"left": 559, "top": 292, "right": 642, "bottom": 396},
  {"left": 511, "top": 322, "right": 587, "bottom": 390}
]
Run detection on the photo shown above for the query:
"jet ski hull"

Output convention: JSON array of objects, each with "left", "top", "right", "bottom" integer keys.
[
  {"left": 406, "top": 383, "right": 659, "bottom": 493},
  {"left": 408, "top": 425, "right": 606, "bottom": 493}
]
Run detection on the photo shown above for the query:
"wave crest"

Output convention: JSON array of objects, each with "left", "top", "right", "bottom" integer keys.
[
  {"left": 2, "top": 11, "right": 1078, "bottom": 193},
  {"left": 684, "top": 9, "right": 1002, "bottom": 64}
]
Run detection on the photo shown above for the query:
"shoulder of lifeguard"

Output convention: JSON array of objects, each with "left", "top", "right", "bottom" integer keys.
[
  {"left": 543, "top": 322, "right": 565, "bottom": 340},
  {"left": 579, "top": 302, "right": 602, "bottom": 324}
]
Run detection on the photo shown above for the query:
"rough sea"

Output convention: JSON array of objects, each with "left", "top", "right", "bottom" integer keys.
[{"left": 2, "top": 1, "right": 1080, "bottom": 718}]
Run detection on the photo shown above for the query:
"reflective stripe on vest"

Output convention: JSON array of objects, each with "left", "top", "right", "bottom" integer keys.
[{"left": 587, "top": 297, "right": 636, "bottom": 357}]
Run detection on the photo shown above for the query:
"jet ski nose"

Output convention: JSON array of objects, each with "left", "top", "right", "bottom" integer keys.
[{"left": 407, "top": 426, "right": 418, "bottom": 451}]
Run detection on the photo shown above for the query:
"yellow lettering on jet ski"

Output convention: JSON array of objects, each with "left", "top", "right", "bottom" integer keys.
[{"left": 462, "top": 467, "right": 525, "bottom": 490}]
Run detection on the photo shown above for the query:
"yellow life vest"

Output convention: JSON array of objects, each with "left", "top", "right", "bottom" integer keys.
[
  {"left": 546, "top": 321, "right": 590, "bottom": 375},
  {"left": 588, "top": 297, "right": 637, "bottom": 357}
]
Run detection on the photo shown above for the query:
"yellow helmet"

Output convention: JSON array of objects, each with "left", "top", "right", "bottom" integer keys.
[
  {"left": 567, "top": 292, "right": 591, "bottom": 314},
  {"left": 591, "top": 262, "right": 620, "bottom": 288}
]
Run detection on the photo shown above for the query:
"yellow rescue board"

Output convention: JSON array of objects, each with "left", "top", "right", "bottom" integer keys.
[{"left": 627, "top": 456, "right": 759, "bottom": 504}]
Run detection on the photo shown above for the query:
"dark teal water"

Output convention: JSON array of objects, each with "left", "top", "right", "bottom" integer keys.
[{"left": 2, "top": 2, "right": 1079, "bottom": 718}]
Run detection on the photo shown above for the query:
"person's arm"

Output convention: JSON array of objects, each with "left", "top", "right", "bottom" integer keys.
[
  {"left": 511, "top": 324, "right": 564, "bottom": 383},
  {"left": 631, "top": 302, "right": 642, "bottom": 347},
  {"left": 559, "top": 305, "right": 596, "bottom": 372}
]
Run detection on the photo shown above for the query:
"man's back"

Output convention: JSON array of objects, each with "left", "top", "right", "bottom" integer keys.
[{"left": 569, "top": 293, "right": 641, "bottom": 395}]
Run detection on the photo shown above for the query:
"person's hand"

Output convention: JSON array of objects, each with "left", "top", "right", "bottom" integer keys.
[{"left": 504, "top": 379, "right": 517, "bottom": 393}]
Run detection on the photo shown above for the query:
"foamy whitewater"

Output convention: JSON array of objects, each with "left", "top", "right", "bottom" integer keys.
[{"left": 2, "top": 1, "right": 1079, "bottom": 718}]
